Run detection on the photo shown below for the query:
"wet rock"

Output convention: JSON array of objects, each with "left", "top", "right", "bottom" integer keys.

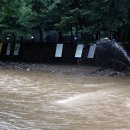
[{"left": 0, "top": 61, "right": 130, "bottom": 76}]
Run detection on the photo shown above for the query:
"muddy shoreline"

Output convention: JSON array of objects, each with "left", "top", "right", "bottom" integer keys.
[{"left": 0, "top": 61, "right": 130, "bottom": 76}]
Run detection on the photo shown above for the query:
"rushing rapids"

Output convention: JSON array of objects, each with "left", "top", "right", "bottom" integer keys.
[{"left": 0, "top": 68, "right": 130, "bottom": 130}]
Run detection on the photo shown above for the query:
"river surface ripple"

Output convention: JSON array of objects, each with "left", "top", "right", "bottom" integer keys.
[{"left": 0, "top": 69, "right": 130, "bottom": 130}]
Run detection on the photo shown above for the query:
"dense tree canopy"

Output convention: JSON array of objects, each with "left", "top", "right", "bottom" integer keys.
[{"left": 0, "top": 0, "right": 130, "bottom": 42}]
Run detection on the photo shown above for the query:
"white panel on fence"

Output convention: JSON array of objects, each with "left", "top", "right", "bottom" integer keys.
[
  {"left": 75, "top": 44, "right": 84, "bottom": 58},
  {"left": 55, "top": 44, "right": 63, "bottom": 57},
  {"left": 87, "top": 44, "right": 96, "bottom": 58},
  {"left": 6, "top": 43, "right": 11, "bottom": 55},
  {"left": 14, "top": 43, "right": 21, "bottom": 56}
]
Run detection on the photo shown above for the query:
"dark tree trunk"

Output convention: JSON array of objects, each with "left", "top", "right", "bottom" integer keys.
[
  {"left": 10, "top": 34, "right": 16, "bottom": 60},
  {"left": 39, "top": 28, "right": 43, "bottom": 42},
  {"left": 20, "top": 36, "right": 23, "bottom": 43},
  {"left": 59, "top": 31, "right": 63, "bottom": 42},
  {"left": 71, "top": 25, "right": 73, "bottom": 43},
  {"left": 75, "top": 24, "right": 78, "bottom": 36}
]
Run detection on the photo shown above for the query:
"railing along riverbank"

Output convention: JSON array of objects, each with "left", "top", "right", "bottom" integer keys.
[
  {"left": 0, "top": 42, "right": 97, "bottom": 64},
  {"left": 0, "top": 41, "right": 129, "bottom": 64}
]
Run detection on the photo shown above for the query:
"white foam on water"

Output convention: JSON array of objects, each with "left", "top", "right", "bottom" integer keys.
[
  {"left": 83, "top": 83, "right": 115, "bottom": 88},
  {"left": 127, "top": 103, "right": 130, "bottom": 107},
  {"left": 57, "top": 94, "right": 85, "bottom": 104},
  {"left": 126, "top": 99, "right": 130, "bottom": 108},
  {"left": 0, "top": 112, "right": 21, "bottom": 119},
  {"left": 56, "top": 90, "right": 110, "bottom": 107},
  {"left": 0, "top": 121, "right": 31, "bottom": 130}
]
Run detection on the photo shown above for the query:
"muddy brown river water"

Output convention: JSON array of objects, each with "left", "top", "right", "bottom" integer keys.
[{"left": 0, "top": 68, "right": 130, "bottom": 130}]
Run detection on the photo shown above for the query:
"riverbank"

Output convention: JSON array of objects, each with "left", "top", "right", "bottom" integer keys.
[{"left": 0, "top": 61, "right": 130, "bottom": 76}]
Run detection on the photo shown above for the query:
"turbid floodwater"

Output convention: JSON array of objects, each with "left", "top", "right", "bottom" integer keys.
[{"left": 0, "top": 68, "right": 130, "bottom": 130}]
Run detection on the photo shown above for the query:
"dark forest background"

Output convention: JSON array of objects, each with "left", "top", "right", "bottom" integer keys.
[{"left": 0, "top": 0, "right": 130, "bottom": 43}]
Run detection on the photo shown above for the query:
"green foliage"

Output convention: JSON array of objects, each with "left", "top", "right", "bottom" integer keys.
[
  {"left": 0, "top": 0, "right": 130, "bottom": 41},
  {"left": 0, "top": 0, "right": 34, "bottom": 36}
]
